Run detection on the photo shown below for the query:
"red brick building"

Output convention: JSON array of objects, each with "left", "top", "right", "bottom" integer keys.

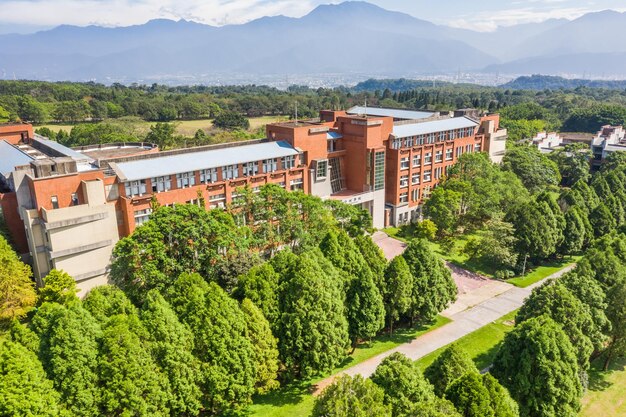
[{"left": 0, "top": 108, "right": 506, "bottom": 294}]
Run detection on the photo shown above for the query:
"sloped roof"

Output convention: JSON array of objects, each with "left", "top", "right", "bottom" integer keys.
[
  {"left": 392, "top": 117, "right": 479, "bottom": 138},
  {"left": 0, "top": 140, "right": 33, "bottom": 177},
  {"left": 347, "top": 106, "right": 434, "bottom": 120}
]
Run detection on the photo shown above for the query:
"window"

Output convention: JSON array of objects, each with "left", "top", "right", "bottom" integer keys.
[
  {"left": 134, "top": 208, "right": 152, "bottom": 226},
  {"left": 316, "top": 160, "right": 328, "bottom": 179},
  {"left": 186, "top": 199, "right": 201, "bottom": 206},
  {"left": 391, "top": 138, "right": 402, "bottom": 149},
  {"left": 412, "top": 188, "right": 420, "bottom": 202},
  {"left": 423, "top": 186, "right": 432, "bottom": 199},
  {"left": 399, "top": 192, "right": 409, "bottom": 204},
  {"left": 125, "top": 180, "right": 147, "bottom": 197},
  {"left": 176, "top": 172, "right": 196, "bottom": 188},
  {"left": 413, "top": 154, "right": 421, "bottom": 167},
  {"left": 404, "top": 137, "right": 413, "bottom": 147},
  {"left": 456, "top": 147, "right": 463, "bottom": 157},
  {"left": 209, "top": 193, "right": 226, "bottom": 202},
  {"left": 435, "top": 167, "right": 443, "bottom": 180},
  {"left": 151, "top": 176, "right": 171, "bottom": 193},
  {"left": 450, "top": 130, "right": 457, "bottom": 140},
  {"left": 374, "top": 151, "right": 385, "bottom": 191},
  {"left": 71, "top": 193, "right": 79, "bottom": 206},
  {"left": 243, "top": 162, "right": 259, "bottom": 177},
  {"left": 263, "top": 158, "right": 277, "bottom": 173},
  {"left": 424, "top": 152, "right": 432, "bottom": 165},
  {"left": 435, "top": 150, "right": 443, "bottom": 163},
  {"left": 416, "top": 135, "right": 425, "bottom": 145},
  {"left": 474, "top": 143, "right": 481, "bottom": 152},
  {"left": 51, "top": 195, "right": 59, "bottom": 209},
  {"left": 400, "top": 157, "right": 410, "bottom": 170},
  {"left": 200, "top": 168, "right": 218, "bottom": 184},
  {"left": 290, "top": 178, "right": 304, "bottom": 191},
  {"left": 282, "top": 155, "right": 296, "bottom": 170},
  {"left": 400, "top": 175, "right": 409, "bottom": 188},
  {"left": 466, "top": 144, "right": 472, "bottom": 153},
  {"left": 446, "top": 148, "right": 453, "bottom": 160},
  {"left": 222, "top": 164, "right": 238, "bottom": 180},
  {"left": 423, "top": 169, "right": 432, "bottom": 182},
  {"left": 427, "top": 133, "right": 435, "bottom": 144},
  {"left": 412, "top": 172, "right": 420, "bottom": 185}
]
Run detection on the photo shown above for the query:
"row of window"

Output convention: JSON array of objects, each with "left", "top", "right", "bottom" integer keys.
[
  {"left": 49, "top": 193, "right": 80, "bottom": 210},
  {"left": 399, "top": 186, "right": 432, "bottom": 204},
  {"left": 390, "top": 127, "right": 477, "bottom": 149},
  {"left": 399, "top": 144, "right": 481, "bottom": 171},
  {"left": 125, "top": 156, "right": 298, "bottom": 197},
  {"left": 399, "top": 166, "right": 448, "bottom": 188}
]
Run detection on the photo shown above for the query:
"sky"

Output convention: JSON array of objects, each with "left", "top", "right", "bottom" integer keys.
[{"left": 0, "top": 0, "right": 625, "bottom": 34}]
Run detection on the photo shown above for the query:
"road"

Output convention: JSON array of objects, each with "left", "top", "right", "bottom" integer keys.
[{"left": 313, "top": 263, "right": 576, "bottom": 394}]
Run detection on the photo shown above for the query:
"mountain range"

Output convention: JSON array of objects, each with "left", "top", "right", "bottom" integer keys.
[{"left": 1, "top": 2, "right": 625, "bottom": 84}]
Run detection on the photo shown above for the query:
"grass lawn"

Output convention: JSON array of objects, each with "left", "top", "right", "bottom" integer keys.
[
  {"left": 247, "top": 315, "right": 451, "bottom": 417},
  {"left": 415, "top": 310, "right": 518, "bottom": 372},
  {"left": 505, "top": 256, "right": 581, "bottom": 288},
  {"left": 35, "top": 116, "right": 288, "bottom": 138},
  {"left": 581, "top": 356, "right": 626, "bottom": 417}
]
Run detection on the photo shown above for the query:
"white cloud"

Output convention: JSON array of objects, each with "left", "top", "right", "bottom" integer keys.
[{"left": 0, "top": 0, "right": 324, "bottom": 27}]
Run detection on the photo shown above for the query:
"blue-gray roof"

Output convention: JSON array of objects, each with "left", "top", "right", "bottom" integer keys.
[
  {"left": 347, "top": 106, "right": 434, "bottom": 120},
  {"left": 113, "top": 141, "right": 299, "bottom": 182},
  {"left": 33, "top": 135, "right": 93, "bottom": 161},
  {"left": 0, "top": 140, "right": 33, "bottom": 177},
  {"left": 327, "top": 131, "right": 343, "bottom": 140},
  {"left": 392, "top": 117, "right": 479, "bottom": 138}
]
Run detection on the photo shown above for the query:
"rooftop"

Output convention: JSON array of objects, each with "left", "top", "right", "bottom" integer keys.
[
  {"left": 0, "top": 140, "right": 33, "bottom": 177},
  {"left": 347, "top": 106, "right": 434, "bottom": 121},
  {"left": 75, "top": 142, "right": 157, "bottom": 160},
  {"left": 392, "top": 117, "right": 479, "bottom": 138},
  {"left": 33, "top": 134, "right": 93, "bottom": 162},
  {"left": 111, "top": 140, "right": 299, "bottom": 182}
]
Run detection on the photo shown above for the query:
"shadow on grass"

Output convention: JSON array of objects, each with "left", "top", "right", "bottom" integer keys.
[
  {"left": 587, "top": 355, "right": 626, "bottom": 392},
  {"left": 249, "top": 380, "right": 314, "bottom": 409},
  {"left": 474, "top": 341, "right": 505, "bottom": 371}
]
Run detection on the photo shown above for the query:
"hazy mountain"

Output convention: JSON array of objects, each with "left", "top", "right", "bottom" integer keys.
[
  {"left": 1, "top": 1, "right": 626, "bottom": 83},
  {"left": 501, "top": 75, "right": 626, "bottom": 90},
  {"left": 0, "top": 1, "right": 496, "bottom": 82}
]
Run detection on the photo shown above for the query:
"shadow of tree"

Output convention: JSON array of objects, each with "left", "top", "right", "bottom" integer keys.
[{"left": 587, "top": 355, "right": 626, "bottom": 392}]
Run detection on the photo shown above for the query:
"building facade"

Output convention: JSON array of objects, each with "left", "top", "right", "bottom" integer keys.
[
  {"left": 591, "top": 125, "right": 626, "bottom": 170},
  {"left": 0, "top": 107, "right": 506, "bottom": 295}
]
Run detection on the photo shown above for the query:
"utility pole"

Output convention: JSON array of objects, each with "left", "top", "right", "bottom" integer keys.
[
  {"left": 294, "top": 101, "right": 298, "bottom": 126},
  {"left": 364, "top": 98, "right": 367, "bottom": 116},
  {"left": 521, "top": 253, "right": 529, "bottom": 277}
]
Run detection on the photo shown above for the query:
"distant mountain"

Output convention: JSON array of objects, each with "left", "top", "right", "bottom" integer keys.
[
  {"left": 0, "top": 1, "right": 496, "bottom": 83},
  {"left": 2, "top": 1, "right": 626, "bottom": 83},
  {"left": 501, "top": 75, "right": 626, "bottom": 90},
  {"left": 353, "top": 78, "right": 454, "bottom": 92}
]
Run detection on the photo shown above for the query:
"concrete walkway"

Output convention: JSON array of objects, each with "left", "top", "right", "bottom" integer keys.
[{"left": 313, "top": 263, "right": 576, "bottom": 394}]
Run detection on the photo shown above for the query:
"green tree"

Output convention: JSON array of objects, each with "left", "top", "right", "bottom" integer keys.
[
  {"left": 32, "top": 303, "right": 101, "bottom": 416},
  {"left": 502, "top": 146, "right": 561, "bottom": 193},
  {"left": 146, "top": 122, "right": 176, "bottom": 149},
  {"left": 465, "top": 218, "right": 518, "bottom": 273},
  {"left": 98, "top": 315, "right": 171, "bottom": 417},
  {"left": 140, "top": 290, "right": 203, "bottom": 416},
  {"left": 166, "top": 273, "right": 256, "bottom": 413},
  {"left": 312, "top": 374, "right": 391, "bottom": 417},
  {"left": 415, "top": 219, "right": 438, "bottom": 241},
  {"left": 17, "top": 96, "right": 48, "bottom": 123},
  {"left": 276, "top": 252, "right": 349, "bottom": 379},
  {"left": 604, "top": 280, "right": 626, "bottom": 370},
  {"left": 383, "top": 256, "right": 413, "bottom": 335},
  {"left": 370, "top": 353, "right": 435, "bottom": 417},
  {"left": 213, "top": 110, "right": 250, "bottom": 130},
  {"left": 549, "top": 143, "right": 591, "bottom": 187},
  {"left": 516, "top": 281, "right": 596, "bottom": 368},
  {"left": 0, "top": 340, "right": 60, "bottom": 416},
  {"left": 345, "top": 265, "right": 386, "bottom": 344},
  {"left": 240, "top": 298, "right": 280, "bottom": 394},
  {"left": 424, "top": 344, "right": 478, "bottom": 397},
  {"left": 445, "top": 372, "right": 494, "bottom": 417},
  {"left": 602, "top": 151, "right": 626, "bottom": 171},
  {"left": 82, "top": 285, "right": 137, "bottom": 323},
  {"left": 412, "top": 398, "right": 463, "bottom": 417},
  {"left": 559, "top": 207, "right": 587, "bottom": 255},
  {"left": 482, "top": 373, "right": 519, "bottom": 417},
  {"left": 402, "top": 240, "right": 457, "bottom": 324},
  {"left": 0, "top": 104, "right": 9, "bottom": 122},
  {"left": 506, "top": 200, "right": 559, "bottom": 260},
  {"left": 354, "top": 234, "right": 388, "bottom": 288},
  {"left": 0, "top": 235, "right": 36, "bottom": 325},
  {"left": 37, "top": 269, "right": 78, "bottom": 306},
  {"left": 492, "top": 316, "right": 582, "bottom": 417},
  {"left": 424, "top": 187, "right": 462, "bottom": 235},
  {"left": 233, "top": 263, "right": 280, "bottom": 327},
  {"left": 589, "top": 203, "right": 617, "bottom": 238}
]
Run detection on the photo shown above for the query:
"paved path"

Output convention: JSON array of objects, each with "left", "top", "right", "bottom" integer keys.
[{"left": 313, "top": 262, "right": 576, "bottom": 394}]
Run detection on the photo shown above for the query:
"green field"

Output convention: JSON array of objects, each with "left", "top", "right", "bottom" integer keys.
[
  {"left": 505, "top": 256, "right": 580, "bottom": 288},
  {"left": 247, "top": 315, "right": 451, "bottom": 417},
  {"left": 415, "top": 310, "right": 518, "bottom": 372},
  {"left": 35, "top": 115, "right": 288, "bottom": 137},
  {"left": 581, "top": 356, "right": 626, "bottom": 417}
]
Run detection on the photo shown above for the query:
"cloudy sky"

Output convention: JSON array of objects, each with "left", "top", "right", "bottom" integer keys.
[{"left": 0, "top": 0, "right": 624, "bottom": 34}]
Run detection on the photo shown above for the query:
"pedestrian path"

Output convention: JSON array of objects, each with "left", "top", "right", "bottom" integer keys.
[{"left": 313, "top": 263, "right": 576, "bottom": 394}]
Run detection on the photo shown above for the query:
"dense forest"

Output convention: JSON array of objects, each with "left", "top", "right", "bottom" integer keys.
[{"left": 3, "top": 79, "right": 626, "bottom": 149}]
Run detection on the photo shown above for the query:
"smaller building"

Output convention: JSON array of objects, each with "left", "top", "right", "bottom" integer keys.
[
  {"left": 591, "top": 125, "right": 626, "bottom": 169},
  {"left": 531, "top": 132, "right": 563, "bottom": 153}
]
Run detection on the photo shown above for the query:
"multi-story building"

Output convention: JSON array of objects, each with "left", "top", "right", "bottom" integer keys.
[
  {"left": 591, "top": 125, "right": 626, "bottom": 170},
  {"left": 0, "top": 107, "right": 506, "bottom": 295}
]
